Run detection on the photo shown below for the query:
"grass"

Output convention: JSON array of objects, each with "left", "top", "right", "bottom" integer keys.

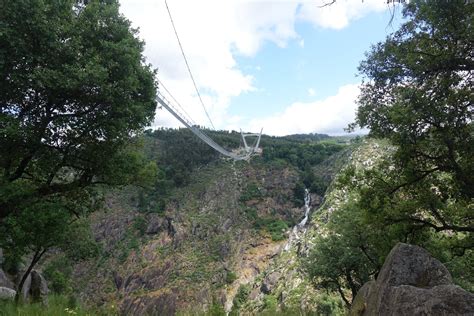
[{"left": 0, "top": 295, "right": 103, "bottom": 316}]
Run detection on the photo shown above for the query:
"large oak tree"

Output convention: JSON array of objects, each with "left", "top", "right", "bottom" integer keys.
[{"left": 0, "top": 0, "right": 157, "bottom": 300}]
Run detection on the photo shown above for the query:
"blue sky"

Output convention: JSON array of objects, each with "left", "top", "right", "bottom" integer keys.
[
  {"left": 231, "top": 11, "right": 401, "bottom": 119},
  {"left": 120, "top": 0, "right": 404, "bottom": 135}
]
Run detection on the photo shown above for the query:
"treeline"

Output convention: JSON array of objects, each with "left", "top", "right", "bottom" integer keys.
[{"left": 138, "top": 128, "right": 346, "bottom": 213}]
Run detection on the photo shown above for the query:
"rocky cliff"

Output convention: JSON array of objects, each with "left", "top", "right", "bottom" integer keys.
[{"left": 70, "top": 160, "right": 308, "bottom": 314}]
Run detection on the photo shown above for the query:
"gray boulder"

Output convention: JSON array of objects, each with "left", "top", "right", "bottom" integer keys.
[
  {"left": 261, "top": 271, "right": 281, "bottom": 294},
  {"left": 30, "top": 270, "right": 48, "bottom": 304},
  {"left": 19, "top": 270, "right": 49, "bottom": 304},
  {"left": 0, "top": 269, "right": 14, "bottom": 289},
  {"left": 351, "top": 243, "right": 474, "bottom": 316},
  {"left": 0, "top": 286, "right": 16, "bottom": 301}
]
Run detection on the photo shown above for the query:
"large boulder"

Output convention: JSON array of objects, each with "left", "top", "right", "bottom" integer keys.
[
  {"left": 351, "top": 243, "right": 474, "bottom": 316},
  {"left": 19, "top": 270, "right": 49, "bottom": 304},
  {"left": 30, "top": 270, "right": 48, "bottom": 304},
  {"left": 0, "top": 287, "right": 16, "bottom": 301}
]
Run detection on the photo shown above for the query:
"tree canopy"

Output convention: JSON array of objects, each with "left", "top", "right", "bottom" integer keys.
[
  {"left": 0, "top": 0, "right": 157, "bottom": 299},
  {"left": 307, "top": 0, "right": 474, "bottom": 307},
  {"left": 354, "top": 0, "right": 473, "bottom": 199}
]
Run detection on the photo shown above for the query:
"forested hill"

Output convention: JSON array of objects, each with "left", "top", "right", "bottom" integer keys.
[{"left": 142, "top": 128, "right": 346, "bottom": 190}]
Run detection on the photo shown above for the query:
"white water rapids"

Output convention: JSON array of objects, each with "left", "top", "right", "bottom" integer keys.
[{"left": 284, "top": 188, "right": 311, "bottom": 251}]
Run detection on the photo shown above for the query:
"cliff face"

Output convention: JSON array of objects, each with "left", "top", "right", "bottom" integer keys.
[
  {"left": 71, "top": 160, "right": 308, "bottom": 314},
  {"left": 64, "top": 129, "right": 354, "bottom": 315}
]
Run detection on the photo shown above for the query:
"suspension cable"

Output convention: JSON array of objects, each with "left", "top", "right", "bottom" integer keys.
[
  {"left": 164, "top": 0, "right": 216, "bottom": 130},
  {"left": 157, "top": 78, "right": 197, "bottom": 126}
]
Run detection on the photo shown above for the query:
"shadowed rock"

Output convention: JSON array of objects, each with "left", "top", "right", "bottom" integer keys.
[
  {"left": 261, "top": 271, "right": 281, "bottom": 294},
  {"left": 30, "top": 270, "right": 49, "bottom": 305}
]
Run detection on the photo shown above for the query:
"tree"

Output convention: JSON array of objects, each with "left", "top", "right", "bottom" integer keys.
[
  {"left": 306, "top": 1, "right": 474, "bottom": 306},
  {"left": 351, "top": 0, "right": 473, "bottom": 232},
  {"left": 0, "top": 0, "right": 157, "bottom": 301},
  {"left": 354, "top": 0, "right": 473, "bottom": 196}
]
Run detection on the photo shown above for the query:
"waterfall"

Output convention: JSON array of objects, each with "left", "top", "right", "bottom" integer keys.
[
  {"left": 284, "top": 188, "right": 311, "bottom": 251},
  {"left": 298, "top": 188, "right": 311, "bottom": 228}
]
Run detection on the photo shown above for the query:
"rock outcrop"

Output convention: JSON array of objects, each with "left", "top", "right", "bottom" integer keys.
[
  {"left": 351, "top": 243, "right": 474, "bottom": 316},
  {"left": 261, "top": 271, "right": 281, "bottom": 294},
  {"left": 29, "top": 270, "right": 49, "bottom": 304},
  {"left": 0, "top": 287, "right": 16, "bottom": 301}
]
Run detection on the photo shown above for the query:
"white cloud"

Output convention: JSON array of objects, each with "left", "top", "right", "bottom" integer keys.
[
  {"left": 308, "top": 88, "right": 316, "bottom": 96},
  {"left": 244, "top": 84, "right": 360, "bottom": 136},
  {"left": 298, "top": 0, "right": 388, "bottom": 30},
  {"left": 118, "top": 0, "right": 388, "bottom": 132},
  {"left": 120, "top": 0, "right": 301, "bottom": 129}
]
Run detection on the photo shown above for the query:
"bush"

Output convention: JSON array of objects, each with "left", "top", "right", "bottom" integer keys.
[
  {"left": 132, "top": 216, "right": 147, "bottom": 236},
  {"left": 263, "top": 294, "right": 278, "bottom": 311},
  {"left": 315, "top": 293, "right": 345, "bottom": 316},
  {"left": 232, "top": 284, "right": 250, "bottom": 311},
  {"left": 254, "top": 218, "right": 288, "bottom": 241},
  {"left": 225, "top": 271, "right": 237, "bottom": 284},
  {"left": 43, "top": 255, "right": 73, "bottom": 294},
  {"left": 240, "top": 183, "right": 262, "bottom": 202}
]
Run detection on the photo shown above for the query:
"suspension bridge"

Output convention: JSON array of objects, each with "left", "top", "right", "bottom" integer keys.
[
  {"left": 156, "top": 83, "right": 262, "bottom": 161},
  {"left": 155, "top": 0, "right": 263, "bottom": 161}
]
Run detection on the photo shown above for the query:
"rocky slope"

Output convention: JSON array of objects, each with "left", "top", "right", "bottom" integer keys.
[
  {"left": 235, "top": 138, "right": 394, "bottom": 315},
  {"left": 70, "top": 159, "right": 312, "bottom": 314},
  {"left": 46, "top": 127, "right": 349, "bottom": 315}
]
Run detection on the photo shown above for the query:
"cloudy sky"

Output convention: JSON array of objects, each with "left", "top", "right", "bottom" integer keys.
[{"left": 119, "top": 0, "right": 403, "bottom": 136}]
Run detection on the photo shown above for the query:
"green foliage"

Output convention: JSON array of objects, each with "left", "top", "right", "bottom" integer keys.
[
  {"left": 243, "top": 207, "right": 258, "bottom": 222},
  {"left": 262, "top": 294, "right": 278, "bottom": 311},
  {"left": 262, "top": 139, "right": 345, "bottom": 171},
  {"left": 208, "top": 297, "right": 226, "bottom": 316},
  {"left": 132, "top": 215, "right": 148, "bottom": 237},
  {"left": 304, "top": 198, "right": 381, "bottom": 307},
  {"left": 225, "top": 271, "right": 237, "bottom": 285},
  {"left": 0, "top": 200, "right": 71, "bottom": 266},
  {"left": 231, "top": 284, "right": 251, "bottom": 313},
  {"left": 62, "top": 219, "right": 100, "bottom": 261},
  {"left": 254, "top": 218, "right": 289, "bottom": 241},
  {"left": 354, "top": 1, "right": 473, "bottom": 226},
  {"left": 240, "top": 182, "right": 262, "bottom": 202},
  {"left": 314, "top": 293, "right": 345, "bottom": 316},
  {"left": 0, "top": 0, "right": 157, "bottom": 292},
  {"left": 356, "top": 1, "right": 473, "bottom": 179},
  {"left": 43, "top": 255, "right": 73, "bottom": 294},
  {"left": 292, "top": 181, "right": 306, "bottom": 207},
  {"left": 309, "top": 175, "right": 327, "bottom": 196},
  {"left": 305, "top": 1, "right": 474, "bottom": 307},
  {"left": 0, "top": 294, "right": 94, "bottom": 316}
]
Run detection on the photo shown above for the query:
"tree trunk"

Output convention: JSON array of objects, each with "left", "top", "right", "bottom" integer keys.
[{"left": 14, "top": 249, "right": 46, "bottom": 304}]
